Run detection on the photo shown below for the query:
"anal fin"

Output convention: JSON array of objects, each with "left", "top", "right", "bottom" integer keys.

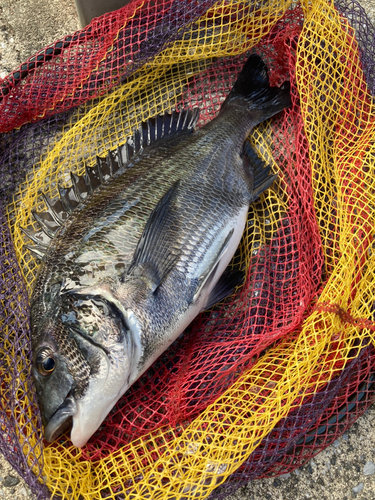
[{"left": 204, "top": 267, "right": 245, "bottom": 310}]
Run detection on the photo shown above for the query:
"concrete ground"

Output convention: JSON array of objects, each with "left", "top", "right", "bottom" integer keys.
[{"left": 0, "top": 0, "right": 375, "bottom": 499}]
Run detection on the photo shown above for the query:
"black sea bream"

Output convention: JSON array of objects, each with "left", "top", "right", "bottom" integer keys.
[{"left": 27, "top": 55, "right": 291, "bottom": 447}]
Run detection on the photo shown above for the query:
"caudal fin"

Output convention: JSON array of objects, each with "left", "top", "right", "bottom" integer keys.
[{"left": 221, "top": 54, "right": 291, "bottom": 121}]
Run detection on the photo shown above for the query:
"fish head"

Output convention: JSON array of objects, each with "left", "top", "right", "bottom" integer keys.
[
  {"left": 31, "top": 284, "right": 143, "bottom": 447},
  {"left": 32, "top": 320, "right": 79, "bottom": 439}
]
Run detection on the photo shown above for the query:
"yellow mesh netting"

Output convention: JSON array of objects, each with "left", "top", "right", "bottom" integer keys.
[{"left": 4, "top": 0, "right": 375, "bottom": 498}]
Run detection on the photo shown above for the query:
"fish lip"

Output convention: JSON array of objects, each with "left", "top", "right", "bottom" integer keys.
[{"left": 44, "top": 394, "right": 77, "bottom": 443}]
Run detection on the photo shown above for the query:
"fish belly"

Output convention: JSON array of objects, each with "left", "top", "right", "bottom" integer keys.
[{"left": 132, "top": 203, "right": 249, "bottom": 384}]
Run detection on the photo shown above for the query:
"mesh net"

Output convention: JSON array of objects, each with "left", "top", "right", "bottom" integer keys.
[{"left": 1, "top": 0, "right": 375, "bottom": 498}]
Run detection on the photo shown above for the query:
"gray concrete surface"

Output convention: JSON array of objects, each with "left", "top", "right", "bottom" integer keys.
[
  {"left": 0, "top": 0, "right": 79, "bottom": 79},
  {"left": 0, "top": 1, "right": 374, "bottom": 499}
]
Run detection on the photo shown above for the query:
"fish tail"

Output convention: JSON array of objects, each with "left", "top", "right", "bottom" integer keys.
[{"left": 221, "top": 54, "right": 291, "bottom": 120}]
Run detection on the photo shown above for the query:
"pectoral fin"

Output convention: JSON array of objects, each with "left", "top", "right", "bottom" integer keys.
[{"left": 126, "top": 181, "right": 181, "bottom": 293}]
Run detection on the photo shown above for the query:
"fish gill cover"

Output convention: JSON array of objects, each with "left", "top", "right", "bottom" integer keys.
[{"left": 0, "top": 0, "right": 375, "bottom": 498}]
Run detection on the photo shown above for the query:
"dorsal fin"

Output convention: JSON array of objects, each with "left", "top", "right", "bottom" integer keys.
[
  {"left": 31, "top": 209, "right": 61, "bottom": 239},
  {"left": 24, "top": 243, "right": 48, "bottom": 260},
  {"left": 21, "top": 214, "right": 54, "bottom": 260},
  {"left": 85, "top": 163, "right": 101, "bottom": 191},
  {"left": 41, "top": 193, "right": 68, "bottom": 224},
  {"left": 23, "top": 109, "right": 200, "bottom": 260},
  {"left": 123, "top": 108, "right": 199, "bottom": 161},
  {"left": 58, "top": 182, "right": 80, "bottom": 213},
  {"left": 20, "top": 226, "right": 51, "bottom": 248}
]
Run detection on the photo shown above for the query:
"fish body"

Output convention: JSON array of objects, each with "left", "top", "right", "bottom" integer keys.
[{"left": 29, "top": 55, "right": 291, "bottom": 447}]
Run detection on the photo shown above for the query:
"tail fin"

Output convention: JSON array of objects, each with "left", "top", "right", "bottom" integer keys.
[{"left": 221, "top": 54, "right": 291, "bottom": 121}]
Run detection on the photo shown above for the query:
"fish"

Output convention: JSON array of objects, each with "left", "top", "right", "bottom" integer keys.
[{"left": 26, "top": 54, "right": 291, "bottom": 448}]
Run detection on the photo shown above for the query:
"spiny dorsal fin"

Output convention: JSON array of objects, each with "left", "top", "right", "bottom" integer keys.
[
  {"left": 21, "top": 225, "right": 50, "bottom": 246},
  {"left": 24, "top": 243, "right": 47, "bottom": 260},
  {"left": 31, "top": 209, "right": 60, "bottom": 239},
  {"left": 22, "top": 215, "right": 53, "bottom": 260},
  {"left": 70, "top": 172, "right": 90, "bottom": 202},
  {"left": 58, "top": 182, "right": 80, "bottom": 213},
  {"left": 84, "top": 163, "right": 101, "bottom": 191},
  {"left": 41, "top": 193, "right": 67, "bottom": 225},
  {"left": 23, "top": 109, "right": 200, "bottom": 260}
]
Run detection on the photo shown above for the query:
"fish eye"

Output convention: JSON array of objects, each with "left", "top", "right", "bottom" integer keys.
[{"left": 36, "top": 349, "right": 56, "bottom": 376}]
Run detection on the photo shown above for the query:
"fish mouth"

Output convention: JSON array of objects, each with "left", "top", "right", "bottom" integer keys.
[{"left": 44, "top": 394, "right": 77, "bottom": 443}]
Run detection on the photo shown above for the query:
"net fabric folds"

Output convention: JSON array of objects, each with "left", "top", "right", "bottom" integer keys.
[{"left": 1, "top": 0, "right": 375, "bottom": 498}]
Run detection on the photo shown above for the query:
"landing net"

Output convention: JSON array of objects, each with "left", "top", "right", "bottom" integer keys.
[{"left": 1, "top": 0, "right": 375, "bottom": 498}]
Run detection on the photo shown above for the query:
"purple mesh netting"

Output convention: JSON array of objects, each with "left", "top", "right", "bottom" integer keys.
[
  {"left": 0, "top": 204, "right": 47, "bottom": 498},
  {"left": 336, "top": 0, "right": 375, "bottom": 94},
  {"left": 209, "top": 344, "right": 375, "bottom": 500},
  {"left": 0, "top": 108, "right": 79, "bottom": 499}
]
